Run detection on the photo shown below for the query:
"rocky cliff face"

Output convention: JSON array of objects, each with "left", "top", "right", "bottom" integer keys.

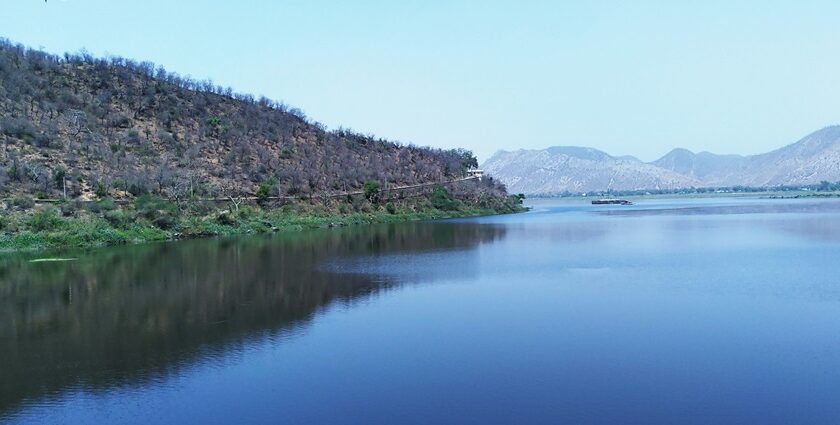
[{"left": 483, "top": 126, "right": 840, "bottom": 195}]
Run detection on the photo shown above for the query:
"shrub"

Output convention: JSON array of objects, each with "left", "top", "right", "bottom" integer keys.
[
  {"left": 59, "top": 201, "right": 77, "bottom": 217},
  {"left": 53, "top": 167, "right": 67, "bottom": 187},
  {"left": 28, "top": 208, "right": 64, "bottom": 232},
  {"left": 350, "top": 195, "right": 366, "bottom": 212},
  {"left": 87, "top": 198, "right": 116, "bottom": 213},
  {"left": 0, "top": 214, "right": 21, "bottom": 232},
  {"left": 134, "top": 194, "right": 179, "bottom": 229},
  {"left": 216, "top": 210, "right": 236, "bottom": 225},
  {"left": 108, "top": 113, "right": 131, "bottom": 128},
  {"left": 385, "top": 202, "right": 397, "bottom": 214},
  {"left": 1, "top": 117, "right": 38, "bottom": 139},
  {"left": 184, "top": 200, "right": 213, "bottom": 216},
  {"left": 6, "top": 161, "right": 22, "bottom": 181},
  {"left": 206, "top": 116, "right": 223, "bottom": 127},
  {"left": 104, "top": 209, "right": 132, "bottom": 228},
  {"left": 150, "top": 211, "right": 176, "bottom": 229},
  {"left": 126, "top": 129, "right": 141, "bottom": 144},
  {"left": 12, "top": 196, "right": 35, "bottom": 210},
  {"left": 95, "top": 182, "right": 109, "bottom": 197},
  {"left": 236, "top": 205, "right": 255, "bottom": 220}
]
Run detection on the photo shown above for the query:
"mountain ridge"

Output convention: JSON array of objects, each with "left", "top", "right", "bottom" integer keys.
[{"left": 482, "top": 125, "right": 840, "bottom": 194}]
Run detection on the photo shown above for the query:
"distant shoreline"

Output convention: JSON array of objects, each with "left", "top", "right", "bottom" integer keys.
[{"left": 525, "top": 191, "right": 840, "bottom": 201}]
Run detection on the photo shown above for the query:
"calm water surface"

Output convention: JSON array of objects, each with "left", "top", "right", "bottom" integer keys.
[{"left": 3, "top": 198, "right": 840, "bottom": 424}]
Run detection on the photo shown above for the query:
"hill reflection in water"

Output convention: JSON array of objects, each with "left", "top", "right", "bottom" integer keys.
[{"left": 0, "top": 221, "right": 507, "bottom": 415}]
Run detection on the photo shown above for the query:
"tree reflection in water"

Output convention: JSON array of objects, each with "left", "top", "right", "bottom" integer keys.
[{"left": 0, "top": 221, "right": 507, "bottom": 415}]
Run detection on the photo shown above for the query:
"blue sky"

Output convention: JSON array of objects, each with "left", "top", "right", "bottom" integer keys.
[{"left": 3, "top": 0, "right": 839, "bottom": 161}]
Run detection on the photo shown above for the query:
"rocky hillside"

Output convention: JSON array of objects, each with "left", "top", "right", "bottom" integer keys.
[
  {"left": 651, "top": 148, "right": 745, "bottom": 184},
  {"left": 482, "top": 147, "right": 699, "bottom": 194},
  {"left": 0, "top": 39, "right": 509, "bottom": 203},
  {"left": 483, "top": 126, "right": 840, "bottom": 195}
]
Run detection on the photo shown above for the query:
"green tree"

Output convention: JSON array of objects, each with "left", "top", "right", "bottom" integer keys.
[
  {"left": 363, "top": 180, "right": 381, "bottom": 204},
  {"left": 450, "top": 148, "right": 478, "bottom": 171},
  {"left": 53, "top": 166, "right": 67, "bottom": 186},
  {"left": 256, "top": 177, "right": 278, "bottom": 205},
  {"left": 94, "top": 182, "right": 109, "bottom": 198},
  {"left": 431, "top": 186, "right": 458, "bottom": 211}
]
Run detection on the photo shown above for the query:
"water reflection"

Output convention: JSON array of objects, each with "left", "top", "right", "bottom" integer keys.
[
  {"left": 775, "top": 218, "right": 840, "bottom": 242},
  {"left": 594, "top": 200, "right": 840, "bottom": 216},
  {"left": 0, "top": 222, "right": 507, "bottom": 416},
  {"left": 588, "top": 200, "right": 840, "bottom": 244}
]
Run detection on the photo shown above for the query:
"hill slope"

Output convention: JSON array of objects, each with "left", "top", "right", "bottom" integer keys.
[
  {"left": 0, "top": 39, "right": 508, "bottom": 205},
  {"left": 650, "top": 148, "right": 746, "bottom": 184},
  {"left": 483, "top": 126, "right": 840, "bottom": 195},
  {"left": 736, "top": 126, "right": 840, "bottom": 186}
]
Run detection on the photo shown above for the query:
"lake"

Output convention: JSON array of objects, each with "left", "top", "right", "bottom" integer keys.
[{"left": 3, "top": 197, "right": 840, "bottom": 424}]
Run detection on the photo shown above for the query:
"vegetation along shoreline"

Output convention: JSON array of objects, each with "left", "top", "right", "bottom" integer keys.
[{"left": 0, "top": 182, "right": 526, "bottom": 252}]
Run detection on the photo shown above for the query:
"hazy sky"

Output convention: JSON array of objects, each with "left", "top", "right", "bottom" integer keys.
[{"left": 4, "top": 0, "right": 839, "bottom": 161}]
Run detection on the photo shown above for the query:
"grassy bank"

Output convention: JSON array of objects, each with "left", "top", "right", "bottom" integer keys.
[{"left": 0, "top": 192, "right": 525, "bottom": 252}]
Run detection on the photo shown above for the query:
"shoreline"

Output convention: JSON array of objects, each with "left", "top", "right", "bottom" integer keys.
[
  {"left": 526, "top": 191, "right": 840, "bottom": 201},
  {"left": 0, "top": 204, "right": 526, "bottom": 254}
]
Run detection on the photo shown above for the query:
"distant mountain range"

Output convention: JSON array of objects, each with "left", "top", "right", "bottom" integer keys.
[{"left": 482, "top": 126, "right": 840, "bottom": 195}]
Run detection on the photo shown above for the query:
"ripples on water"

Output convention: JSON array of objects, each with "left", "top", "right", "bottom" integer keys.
[{"left": 3, "top": 198, "right": 840, "bottom": 424}]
